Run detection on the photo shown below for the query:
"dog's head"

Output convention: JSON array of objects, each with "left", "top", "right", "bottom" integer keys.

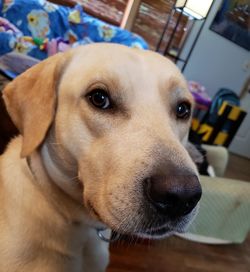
[{"left": 3, "top": 44, "right": 201, "bottom": 238}]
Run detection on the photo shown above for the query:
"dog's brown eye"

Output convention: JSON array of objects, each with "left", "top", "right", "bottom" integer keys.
[
  {"left": 176, "top": 102, "right": 191, "bottom": 119},
  {"left": 88, "top": 89, "right": 111, "bottom": 109}
]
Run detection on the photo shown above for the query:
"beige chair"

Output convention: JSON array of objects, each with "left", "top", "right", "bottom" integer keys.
[
  {"left": 177, "top": 145, "right": 250, "bottom": 244},
  {"left": 203, "top": 144, "right": 229, "bottom": 177}
]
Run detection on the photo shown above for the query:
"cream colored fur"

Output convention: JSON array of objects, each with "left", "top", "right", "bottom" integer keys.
[{"left": 0, "top": 43, "right": 199, "bottom": 271}]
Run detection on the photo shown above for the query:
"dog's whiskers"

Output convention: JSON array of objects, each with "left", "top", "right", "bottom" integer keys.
[
  {"left": 68, "top": 175, "right": 80, "bottom": 181},
  {"left": 48, "top": 142, "right": 62, "bottom": 145}
]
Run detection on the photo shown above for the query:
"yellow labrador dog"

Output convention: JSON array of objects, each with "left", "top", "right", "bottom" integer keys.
[{"left": 0, "top": 43, "right": 201, "bottom": 272}]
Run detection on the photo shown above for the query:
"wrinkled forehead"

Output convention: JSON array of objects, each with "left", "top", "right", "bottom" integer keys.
[{"left": 60, "top": 45, "right": 191, "bottom": 100}]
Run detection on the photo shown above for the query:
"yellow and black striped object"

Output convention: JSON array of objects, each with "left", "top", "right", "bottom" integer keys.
[{"left": 191, "top": 101, "right": 246, "bottom": 147}]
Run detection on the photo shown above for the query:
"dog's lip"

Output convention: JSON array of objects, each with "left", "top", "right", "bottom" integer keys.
[
  {"left": 86, "top": 201, "right": 186, "bottom": 238},
  {"left": 142, "top": 225, "right": 172, "bottom": 236},
  {"left": 138, "top": 221, "right": 187, "bottom": 237}
]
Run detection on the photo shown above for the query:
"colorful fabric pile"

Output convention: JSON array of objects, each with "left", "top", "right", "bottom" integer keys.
[{"left": 0, "top": 0, "right": 148, "bottom": 76}]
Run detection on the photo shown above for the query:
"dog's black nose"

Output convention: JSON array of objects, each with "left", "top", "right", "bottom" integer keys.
[{"left": 144, "top": 173, "right": 201, "bottom": 218}]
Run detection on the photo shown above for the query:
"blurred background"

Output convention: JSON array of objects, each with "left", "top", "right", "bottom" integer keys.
[{"left": 0, "top": 0, "right": 249, "bottom": 271}]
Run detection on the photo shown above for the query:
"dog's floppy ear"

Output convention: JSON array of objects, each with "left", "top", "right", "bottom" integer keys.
[{"left": 3, "top": 53, "right": 68, "bottom": 158}]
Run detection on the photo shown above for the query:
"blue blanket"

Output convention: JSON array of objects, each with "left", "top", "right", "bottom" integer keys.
[{"left": 0, "top": 0, "right": 148, "bottom": 61}]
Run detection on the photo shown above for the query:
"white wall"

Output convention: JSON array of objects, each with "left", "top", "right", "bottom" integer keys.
[{"left": 178, "top": 0, "right": 250, "bottom": 97}]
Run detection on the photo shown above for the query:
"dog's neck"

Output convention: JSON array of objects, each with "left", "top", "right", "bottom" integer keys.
[
  {"left": 26, "top": 139, "right": 106, "bottom": 232},
  {"left": 33, "top": 130, "right": 106, "bottom": 230},
  {"left": 40, "top": 142, "right": 83, "bottom": 202},
  {"left": 26, "top": 148, "right": 85, "bottom": 226}
]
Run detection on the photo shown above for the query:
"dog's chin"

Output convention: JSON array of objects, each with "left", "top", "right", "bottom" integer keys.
[
  {"left": 134, "top": 222, "right": 189, "bottom": 239},
  {"left": 135, "top": 206, "right": 199, "bottom": 239},
  {"left": 136, "top": 226, "right": 175, "bottom": 239},
  {"left": 85, "top": 200, "right": 199, "bottom": 240},
  {"left": 136, "top": 220, "right": 189, "bottom": 239},
  {"left": 122, "top": 208, "right": 198, "bottom": 239}
]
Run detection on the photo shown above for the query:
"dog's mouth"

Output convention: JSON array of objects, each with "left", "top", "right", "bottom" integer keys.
[
  {"left": 143, "top": 225, "right": 173, "bottom": 236},
  {"left": 135, "top": 223, "right": 182, "bottom": 238},
  {"left": 86, "top": 200, "right": 193, "bottom": 240}
]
